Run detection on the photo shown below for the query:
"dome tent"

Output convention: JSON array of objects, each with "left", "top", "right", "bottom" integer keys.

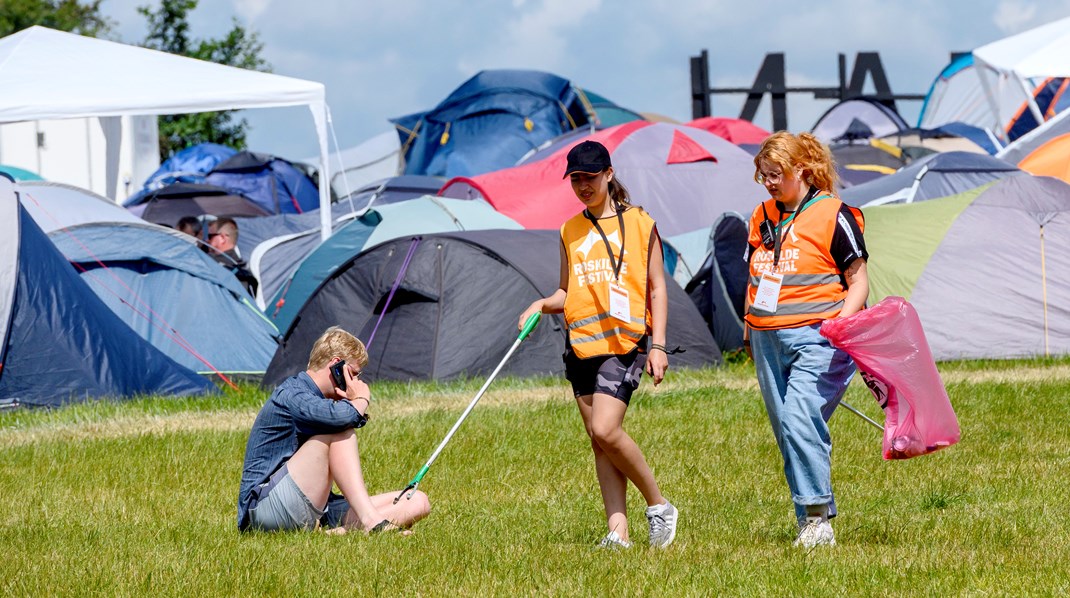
[
  {"left": 48, "top": 222, "right": 280, "bottom": 375},
  {"left": 864, "top": 175, "right": 1070, "bottom": 359},
  {"left": 0, "top": 177, "right": 213, "bottom": 406}
]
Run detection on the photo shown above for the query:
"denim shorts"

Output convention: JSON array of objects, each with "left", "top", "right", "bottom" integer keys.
[
  {"left": 247, "top": 466, "right": 350, "bottom": 531},
  {"left": 246, "top": 466, "right": 321, "bottom": 530},
  {"left": 564, "top": 349, "right": 647, "bottom": 404}
]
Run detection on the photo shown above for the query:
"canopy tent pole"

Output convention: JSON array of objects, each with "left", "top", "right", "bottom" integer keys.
[
  {"left": 1017, "top": 76, "right": 1046, "bottom": 129},
  {"left": 312, "top": 102, "right": 332, "bottom": 242},
  {"left": 1040, "top": 224, "right": 1049, "bottom": 356}
]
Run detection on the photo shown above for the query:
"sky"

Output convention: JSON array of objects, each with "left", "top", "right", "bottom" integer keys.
[{"left": 99, "top": 0, "right": 1070, "bottom": 161}]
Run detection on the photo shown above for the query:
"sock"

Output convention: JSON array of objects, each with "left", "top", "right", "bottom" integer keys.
[{"left": 804, "top": 504, "right": 829, "bottom": 524}]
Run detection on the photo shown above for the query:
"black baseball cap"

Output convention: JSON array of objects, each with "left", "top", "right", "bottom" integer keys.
[{"left": 563, "top": 140, "right": 612, "bottom": 178}]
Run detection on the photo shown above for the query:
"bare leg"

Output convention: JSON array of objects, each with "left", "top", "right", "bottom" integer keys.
[
  {"left": 576, "top": 393, "right": 630, "bottom": 541},
  {"left": 589, "top": 393, "right": 665, "bottom": 508},
  {"left": 286, "top": 429, "right": 384, "bottom": 531},
  {"left": 371, "top": 491, "right": 431, "bottom": 528}
]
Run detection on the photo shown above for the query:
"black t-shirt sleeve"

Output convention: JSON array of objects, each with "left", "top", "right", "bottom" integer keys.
[{"left": 830, "top": 204, "right": 868, "bottom": 272}]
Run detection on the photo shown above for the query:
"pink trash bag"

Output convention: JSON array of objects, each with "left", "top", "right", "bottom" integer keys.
[{"left": 820, "top": 296, "right": 960, "bottom": 459}]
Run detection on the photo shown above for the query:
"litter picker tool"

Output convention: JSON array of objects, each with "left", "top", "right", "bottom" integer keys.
[
  {"left": 840, "top": 400, "right": 884, "bottom": 431},
  {"left": 394, "top": 312, "right": 542, "bottom": 503}
]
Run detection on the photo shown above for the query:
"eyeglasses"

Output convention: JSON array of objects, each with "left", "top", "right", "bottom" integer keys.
[{"left": 757, "top": 170, "right": 783, "bottom": 185}]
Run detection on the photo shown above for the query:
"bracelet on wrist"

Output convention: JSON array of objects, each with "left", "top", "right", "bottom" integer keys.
[{"left": 650, "top": 343, "right": 667, "bottom": 353}]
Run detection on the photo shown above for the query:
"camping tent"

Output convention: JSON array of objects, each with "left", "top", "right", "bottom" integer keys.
[
  {"left": 46, "top": 221, "right": 280, "bottom": 375},
  {"left": 205, "top": 151, "right": 321, "bottom": 214},
  {"left": 998, "top": 104, "right": 1070, "bottom": 165},
  {"left": 263, "top": 230, "right": 721, "bottom": 385},
  {"left": 391, "top": 69, "right": 641, "bottom": 179},
  {"left": 830, "top": 139, "right": 910, "bottom": 188},
  {"left": 0, "top": 26, "right": 335, "bottom": 240},
  {"left": 683, "top": 212, "right": 749, "bottom": 352},
  {"left": 0, "top": 164, "right": 43, "bottom": 182},
  {"left": 439, "top": 121, "right": 767, "bottom": 237},
  {"left": 18, "top": 181, "right": 144, "bottom": 230},
  {"left": 810, "top": 97, "right": 908, "bottom": 143},
  {"left": 0, "top": 177, "right": 213, "bottom": 406},
  {"left": 125, "top": 142, "right": 238, "bottom": 204},
  {"left": 972, "top": 16, "right": 1070, "bottom": 137},
  {"left": 262, "top": 196, "right": 523, "bottom": 328},
  {"left": 917, "top": 53, "right": 992, "bottom": 130},
  {"left": 863, "top": 176, "right": 1070, "bottom": 359},
  {"left": 1016, "top": 133, "right": 1070, "bottom": 183},
  {"left": 129, "top": 182, "right": 271, "bottom": 228},
  {"left": 840, "top": 151, "right": 1023, "bottom": 207},
  {"left": 686, "top": 117, "right": 771, "bottom": 145}
]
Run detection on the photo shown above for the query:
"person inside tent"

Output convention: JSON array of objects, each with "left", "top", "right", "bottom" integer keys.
[
  {"left": 207, "top": 216, "right": 258, "bottom": 297},
  {"left": 237, "top": 326, "right": 431, "bottom": 534},
  {"left": 176, "top": 216, "right": 202, "bottom": 238}
]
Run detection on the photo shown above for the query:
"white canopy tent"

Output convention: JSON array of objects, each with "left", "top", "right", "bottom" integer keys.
[
  {"left": 972, "top": 16, "right": 1070, "bottom": 138},
  {"left": 0, "top": 26, "right": 336, "bottom": 239}
]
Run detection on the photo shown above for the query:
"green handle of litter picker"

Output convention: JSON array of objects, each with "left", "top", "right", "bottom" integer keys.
[
  {"left": 407, "top": 464, "right": 430, "bottom": 488},
  {"left": 518, "top": 312, "right": 541, "bottom": 342}
]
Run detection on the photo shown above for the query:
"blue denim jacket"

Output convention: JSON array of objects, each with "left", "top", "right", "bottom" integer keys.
[{"left": 236, "top": 372, "right": 364, "bottom": 530}]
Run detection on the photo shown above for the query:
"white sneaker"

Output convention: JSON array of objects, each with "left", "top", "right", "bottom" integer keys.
[
  {"left": 793, "top": 519, "right": 836, "bottom": 548},
  {"left": 645, "top": 502, "right": 679, "bottom": 548},
  {"left": 596, "top": 530, "right": 632, "bottom": 550}
]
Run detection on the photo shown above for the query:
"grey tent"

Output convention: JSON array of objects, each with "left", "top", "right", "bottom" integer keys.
[
  {"left": 263, "top": 230, "right": 721, "bottom": 385},
  {"left": 864, "top": 175, "right": 1070, "bottom": 359},
  {"left": 840, "top": 151, "right": 1023, "bottom": 207}
]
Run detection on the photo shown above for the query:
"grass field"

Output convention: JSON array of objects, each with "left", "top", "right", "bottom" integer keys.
[{"left": 2, "top": 357, "right": 1069, "bottom": 596}]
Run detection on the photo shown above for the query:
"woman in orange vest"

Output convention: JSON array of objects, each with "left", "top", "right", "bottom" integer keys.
[
  {"left": 744, "top": 131, "right": 869, "bottom": 548},
  {"left": 518, "top": 140, "right": 678, "bottom": 549}
]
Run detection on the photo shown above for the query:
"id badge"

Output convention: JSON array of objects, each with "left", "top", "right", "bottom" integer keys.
[
  {"left": 752, "top": 271, "right": 783, "bottom": 313},
  {"left": 608, "top": 282, "right": 631, "bottom": 323}
]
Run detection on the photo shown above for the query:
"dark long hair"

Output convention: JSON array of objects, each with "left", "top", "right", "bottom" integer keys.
[{"left": 608, "top": 174, "right": 631, "bottom": 207}]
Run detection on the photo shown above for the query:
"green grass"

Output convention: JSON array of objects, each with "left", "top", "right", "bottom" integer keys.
[{"left": 2, "top": 359, "right": 1069, "bottom": 596}]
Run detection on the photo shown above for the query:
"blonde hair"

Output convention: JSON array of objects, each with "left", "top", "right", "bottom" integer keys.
[
  {"left": 307, "top": 326, "right": 368, "bottom": 371},
  {"left": 753, "top": 131, "right": 838, "bottom": 192}
]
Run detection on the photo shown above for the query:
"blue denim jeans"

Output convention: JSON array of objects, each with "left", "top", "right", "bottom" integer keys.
[{"left": 751, "top": 323, "right": 855, "bottom": 523}]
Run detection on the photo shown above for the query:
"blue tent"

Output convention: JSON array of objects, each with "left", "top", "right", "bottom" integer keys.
[
  {"left": 124, "top": 143, "right": 238, "bottom": 207},
  {"left": 391, "top": 69, "right": 642, "bottom": 178},
  {"left": 0, "top": 177, "right": 213, "bottom": 406},
  {"left": 206, "top": 151, "right": 320, "bottom": 214},
  {"left": 264, "top": 196, "right": 523, "bottom": 333},
  {"left": 47, "top": 222, "right": 280, "bottom": 375}
]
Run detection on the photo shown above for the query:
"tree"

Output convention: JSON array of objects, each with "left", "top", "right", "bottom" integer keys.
[
  {"left": 0, "top": 0, "right": 112, "bottom": 38},
  {"left": 138, "top": 0, "right": 271, "bottom": 158}
]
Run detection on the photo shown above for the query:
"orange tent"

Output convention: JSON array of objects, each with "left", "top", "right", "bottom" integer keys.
[{"left": 1018, "top": 133, "right": 1070, "bottom": 183}]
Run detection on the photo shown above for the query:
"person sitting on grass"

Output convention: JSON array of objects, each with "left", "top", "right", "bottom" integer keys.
[{"left": 237, "top": 326, "right": 430, "bottom": 534}]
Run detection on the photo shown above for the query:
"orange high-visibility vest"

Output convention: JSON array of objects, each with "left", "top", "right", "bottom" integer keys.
[
  {"left": 562, "top": 206, "right": 655, "bottom": 358},
  {"left": 745, "top": 196, "right": 865, "bottom": 330}
]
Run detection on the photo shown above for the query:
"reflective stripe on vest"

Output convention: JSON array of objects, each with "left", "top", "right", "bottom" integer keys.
[
  {"left": 568, "top": 312, "right": 646, "bottom": 331},
  {"left": 562, "top": 207, "right": 654, "bottom": 358},
  {"left": 748, "top": 273, "right": 842, "bottom": 287},
  {"left": 745, "top": 196, "right": 863, "bottom": 330}
]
